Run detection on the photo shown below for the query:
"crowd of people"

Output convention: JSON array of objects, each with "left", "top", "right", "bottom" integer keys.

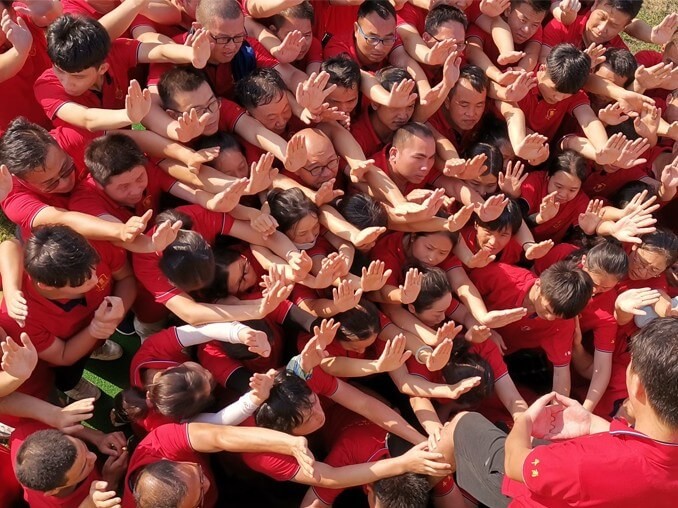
[{"left": 0, "top": 0, "right": 677, "bottom": 506}]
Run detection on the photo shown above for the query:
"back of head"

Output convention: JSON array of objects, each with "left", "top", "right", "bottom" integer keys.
[
  {"left": 640, "top": 228, "right": 678, "bottom": 267},
  {"left": 613, "top": 181, "right": 656, "bottom": 209},
  {"left": 410, "top": 263, "right": 452, "bottom": 314},
  {"left": 47, "top": 14, "right": 110, "bottom": 72},
  {"left": 337, "top": 193, "right": 388, "bottom": 229},
  {"left": 25, "top": 225, "right": 100, "bottom": 288},
  {"left": 629, "top": 317, "right": 678, "bottom": 429},
  {"left": 15, "top": 430, "right": 76, "bottom": 492},
  {"left": 158, "top": 66, "right": 209, "bottom": 111},
  {"left": 539, "top": 261, "right": 593, "bottom": 318},
  {"left": 546, "top": 43, "right": 591, "bottom": 94},
  {"left": 392, "top": 122, "right": 434, "bottom": 150},
  {"left": 256, "top": 371, "right": 314, "bottom": 433},
  {"left": 149, "top": 364, "right": 214, "bottom": 420},
  {"left": 267, "top": 187, "right": 318, "bottom": 234},
  {"left": 321, "top": 55, "right": 361, "bottom": 90},
  {"left": 376, "top": 66, "right": 414, "bottom": 91},
  {"left": 475, "top": 198, "right": 522, "bottom": 235},
  {"left": 548, "top": 149, "right": 587, "bottom": 181},
  {"left": 196, "top": 0, "right": 243, "bottom": 25},
  {"left": 0, "top": 117, "right": 56, "bottom": 178},
  {"left": 358, "top": 0, "right": 396, "bottom": 22},
  {"left": 441, "top": 352, "right": 495, "bottom": 407},
  {"left": 584, "top": 238, "right": 628, "bottom": 279},
  {"left": 159, "top": 229, "right": 215, "bottom": 293},
  {"left": 134, "top": 460, "right": 189, "bottom": 508},
  {"left": 372, "top": 473, "right": 430, "bottom": 508},
  {"left": 195, "top": 131, "right": 244, "bottom": 154},
  {"left": 85, "top": 133, "right": 147, "bottom": 186},
  {"left": 335, "top": 299, "right": 381, "bottom": 341},
  {"left": 425, "top": 4, "right": 468, "bottom": 35},
  {"left": 600, "top": 47, "right": 638, "bottom": 88},
  {"left": 235, "top": 67, "right": 287, "bottom": 109}
]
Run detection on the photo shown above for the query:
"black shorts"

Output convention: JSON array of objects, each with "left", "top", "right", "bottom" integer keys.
[{"left": 453, "top": 412, "right": 511, "bottom": 508}]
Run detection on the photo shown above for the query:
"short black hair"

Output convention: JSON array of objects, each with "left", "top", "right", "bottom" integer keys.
[
  {"left": 25, "top": 225, "right": 100, "bottom": 288},
  {"left": 256, "top": 371, "right": 315, "bottom": 434},
  {"left": 629, "top": 317, "right": 678, "bottom": 429},
  {"left": 47, "top": 14, "right": 110, "bottom": 72},
  {"left": 585, "top": 239, "right": 628, "bottom": 279},
  {"left": 612, "top": 181, "right": 657, "bottom": 209},
  {"left": 451, "top": 65, "right": 489, "bottom": 98},
  {"left": 424, "top": 4, "right": 468, "bottom": 35},
  {"left": 267, "top": 187, "right": 319, "bottom": 234},
  {"left": 376, "top": 66, "right": 414, "bottom": 91},
  {"left": 548, "top": 149, "right": 587, "bottom": 181},
  {"left": 539, "top": 261, "right": 593, "bottom": 319},
  {"left": 159, "top": 229, "right": 215, "bottom": 293},
  {"left": 357, "top": 0, "right": 396, "bottom": 22},
  {"left": 261, "top": 0, "right": 314, "bottom": 31},
  {"left": 15, "top": 430, "right": 77, "bottom": 492},
  {"left": 475, "top": 198, "right": 522, "bottom": 235},
  {"left": 337, "top": 193, "right": 388, "bottom": 229},
  {"left": 321, "top": 55, "right": 361, "bottom": 90},
  {"left": 598, "top": 0, "right": 643, "bottom": 19},
  {"left": 545, "top": 43, "right": 591, "bottom": 94},
  {"left": 441, "top": 352, "right": 495, "bottom": 407},
  {"left": 85, "top": 134, "right": 147, "bottom": 186},
  {"left": 0, "top": 117, "right": 57, "bottom": 178},
  {"left": 410, "top": 264, "right": 452, "bottom": 314},
  {"left": 194, "top": 131, "right": 245, "bottom": 154},
  {"left": 392, "top": 122, "right": 434, "bottom": 150},
  {"left": 464, "top": 141, "right": 503, "bottom": 178},
  {"left": 235, "top": 67, "right": 287, "bottom": 109},
  {"left": 372, "top": 473, "right": 430, "bottom": 508},
  {"left": 158, "top": 66, "right": 210, "bottom": 111},
  {"left": 600, "top": 48, "right": 638, "bottom": 88},
  {"left": 335, "top": 299, "right": 381, "bottom": 341},
  {"left": 510, "top": 0, "right": 552, "bottom": 13}
]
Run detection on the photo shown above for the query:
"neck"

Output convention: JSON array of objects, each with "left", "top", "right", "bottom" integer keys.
[
  {"left": 523, "top": 283, "right": 538, "bottom": 314},
  {"left": 369, "top": 110, "right": 394, "bottom": 143},
  {"left": 34, "top": 285, "right": 73, "bottom": 300},
  {"left": 388, "top": 161, "right": 408, "bottom": 193},
  {"left": 634, "top": 411, "right": 678, "bottom": 444}
]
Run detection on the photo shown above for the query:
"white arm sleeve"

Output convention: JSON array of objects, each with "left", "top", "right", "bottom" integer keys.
[
  {"left": 187, "top": 392, "right": 260, "bottom": 426},
  {"left": 176, "top": 321, "right": 248, "bottom": 347}
]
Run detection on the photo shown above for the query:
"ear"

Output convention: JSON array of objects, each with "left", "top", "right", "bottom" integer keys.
[
  {"left": 407, "top": 303, "right": 416, "bottom": 314},
  {"left": 626, "top": 362, "right": 646, "bottom": 405},
  {"left": 580, "top": 254, "right": 587, "bottom": 268},
  {"left": 97, "top": 62, "right": 110, "bottom": 75},
  {"left": 354, "top": 22, "right": 359, "bottom": 37},
  {"left": 165, "top": 108, "right": 180, "bottom": 120},
  {"left": 44, "top": 485, "right": 65, "bottom": 497},
  {"left": 388, "top": 146, "right": 398, "bottom": 162},
  {"left": 422, "top": 31, "right": 432, "bottom": 43}
]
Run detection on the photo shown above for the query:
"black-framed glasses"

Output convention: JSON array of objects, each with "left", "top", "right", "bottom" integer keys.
[
  {"left": 209, "top": 32, "right": 246, "bottom": 46},
  {"left": 302, "top": 156, "right": 339, "bottom": 177},
  {"left": 42, "top": 158, "right": 75, "bottom": 193},
  {"left": 356, "top": 24, "right": 396, "bottom": 47},
  {"left": 429, "top": 33, "right": 466, "bottom": 51},
  {"left": 170, "top": 96, "right": 220, "bottom": 117}
]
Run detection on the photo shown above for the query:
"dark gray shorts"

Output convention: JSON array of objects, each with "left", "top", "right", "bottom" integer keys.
[{"left": 453, "top": 412, "right": 511, "bottom": 508}]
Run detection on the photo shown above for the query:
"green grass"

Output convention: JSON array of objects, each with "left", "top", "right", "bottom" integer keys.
[{"left": 621, "top": 0, "right": 678, "bottom": 53}]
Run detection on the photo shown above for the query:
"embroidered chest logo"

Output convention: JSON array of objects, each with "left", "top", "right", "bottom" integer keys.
[
  {"left": 545, "top": 109, "right": 556, "bottom": 120},
  {"left": 95, "top": 273, "right": 110, "bottom": 291}
]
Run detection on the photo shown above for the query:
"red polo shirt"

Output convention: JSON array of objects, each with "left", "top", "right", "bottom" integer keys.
[
  {"left": 467, "top": 23, "right": 543, "bottom": 71},
  {"left": 350, "top": 111, "right": 385, "bottom": 156},
  {"left": 542, "top": 11, "right": 628, "bottom": 52},
  {"left": 517, "top": 87, "right": 590, "bottom": 142},
  {"left": 427, "top": 107, "right": 480, "bottom": 154},
  {"left": 310, "top": 2, "right": 359, "bottom": 40},
  {"left": 61, "top": 0, "right": 154, "bottom": 38}
]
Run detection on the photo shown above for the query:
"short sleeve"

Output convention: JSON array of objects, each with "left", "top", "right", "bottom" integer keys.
[
  {"left": 34, "top": 69, "right": 74, "bottom": 119},
  {"left": 241, "top": 451, "right": 301, "bottom": 481},
  {"left": 307, "top": 368, "right": 339, "bottom": 397},
  {"left": 218, "top": 99, "right": 246, "bottom": 133}
]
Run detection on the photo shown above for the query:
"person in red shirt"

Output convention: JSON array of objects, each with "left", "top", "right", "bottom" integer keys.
[
  {"left": 61, "top": 0, "right": 155, "bottom": 40},
  {"left": 469, "top": 261, "right": 594, "bottom": 395},
  {"left": 440, "top": 316, "right": 678, "bottom": 508}
]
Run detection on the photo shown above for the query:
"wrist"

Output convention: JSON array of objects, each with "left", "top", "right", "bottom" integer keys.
[{"left": 415, "top": 346, "right": 433, "bottom": 364}]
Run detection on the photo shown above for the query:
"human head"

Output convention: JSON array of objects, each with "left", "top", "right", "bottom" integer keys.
[
  {"left": 321, "top": 56, "right": 361, "bottom": 116},
  {"left": 85, "top": 134, "right": 149, "bottom": 206},
  {"left": 444, "top": 65, "right": 488, "bottom": 133},
  {"left": 0, "top": 117, "right": 78, "bottom": 195},
  {"left": 547, "top": 149, "right": 586, "bottom": 204},
  {"left": 473, "top": 198, "right": 522, "bottom": 256},
  {"left": 372, "top": 67, "right": 417, "bottom": 132},
  {"left": 334, "top": 300, "right": 381, "bottom": 353},
  {"left": 595, "top": 48, "right": 638, "bottom": 88},
  {"left": 159, "top": 229, "right": 215, "bottom": 293},
  {"left": 505, "top": 0, "right": 550, "bottom": 45},
  {"left": 337, "top": 193, "right": 387, "bottom": 251},
  {"left": 234, "top": 67, "right": 291, "bottom": 135},
  {"left": 585, "top": 0, "right": 642, "bottom": 46},
  {"left": 354, "top": 0, "right": 398, "bottom": 65},
  {"left": 298, "top": 128, "right": 340, "bottom": 189},
  {"left": 628, "top": 229, "right": 678, "bottom": 281},
  {"left": 663, "top": 32, "right": 678, "bottom": 66},
  {"left": 25, "top": 225, "right": 100, "bottom": 296},
  {"left": 133, "top": 460, "right": 207, "bottom": 508},
  {"left": 367, "top": 473, "right": 430, "bottom": 508},
  {"left": 408, "top": 265, "right": 453, "bottom": 327},
  {"left": 539, "top": 44, "right": 591, "bottom": 102},
  {"left": 612, "top": 181, "right": 657, "bottom": 209},
  {"left": 533, "top": 261, "right": 593, "bottom": 319},
  {"left": 441, "top": 353, "right": 494, "bottom": 408},
  {"left": 407, "top": 229, "right": 458, "bottom": 267},
  {"left": 627, "top": 317, "right": 678, "bottom": 430},
  {"left": 158, "top": 67, "right": 220, "bottom": 136},
  {"left": 256, "top": 371, "right": 325, "bottom": 435},
  {"left": 267, "top": 187, "right": 320, "bottom": 249},
  {"left": 261, "top": 1, "right": 314, "bottom": 61},
  {"left": 205, "top": 244, "right": 259, "bottom": 297},
  {"left": 150, "top": 362, "right": 215, "bottom": 419},
  {"left": 196, "top": 0, "right": 246, "bottom": 64},
  {"left": 389, "top": 122, "right": 436, "bottom": 184},
  {"left": 47, "top": 14, "right": 111, "bottom": 96},
  {"left": 423, "top": 4, "right": 467, "bottom": 50},
  {"left": 480, "top": 117, "right": 515, "bottom": 171},
  {"left": 462, "top": 142, "right": 502, "bottom": 197},
  {"left": 15, "top": 430, "right": 97, "bottom": 496},
  {"left": 581, "top": 240, "right": 628, "bottom": 294},
  {"left": 194, "top": 132, "right": 248, "bottom": 178}
]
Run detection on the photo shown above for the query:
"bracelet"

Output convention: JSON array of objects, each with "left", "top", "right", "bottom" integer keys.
[
  {"left": 415, "top": 346, "right": 433, "bottom": 364},
  {"left": 286, "top": 355, "right": 313, "bottom": 381}
]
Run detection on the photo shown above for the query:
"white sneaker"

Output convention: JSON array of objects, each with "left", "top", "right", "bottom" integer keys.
[
  {"left": 63, "top": 378, "right": 101, "bottom": 402},
  {"left": 90, "top": 340, "right": 123, "bottom": 361}
]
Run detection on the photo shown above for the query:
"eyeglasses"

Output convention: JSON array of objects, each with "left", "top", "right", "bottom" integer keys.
[
  {"left": 302, "top": 156, "right": 339, "bottom": 177},
  {"left": 634, "top": 251, "right": 666, "bottom": 278},
  {"left": 170, "top": 96, "right": 220, "bottom": 117},
  {"left": 429, "top": 33, "right": 466, "bottom": 51},
  {"left": 236, "top": 255, "right": 251, "bottom": 294},
  {"left": 42, "top": 159, "right": 75, "bottom": 192},
  {"left": 356, "top": 24, "right": 396, "bottom": 47},
  {"left": 209, "top": 32, "right": 246, "bottom": 46}
]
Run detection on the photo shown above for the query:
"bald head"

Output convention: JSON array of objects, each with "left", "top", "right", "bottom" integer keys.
[
  {"left": 196, "top": 0, "right": 243, "bottom": 25},
  {"left": 295, "top": 129, "right": 339, "bottom": 189}
]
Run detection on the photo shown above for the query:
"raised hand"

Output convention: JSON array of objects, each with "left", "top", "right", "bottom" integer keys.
[
  {"left": 536, "top": 191, "right": 560, "bottom": 224},
  {"left": 440, "top": 50, "right": 462, "bottom": 89},
  {"left": 348, "top": 158, "right": 375, "bottom": 183},
  {"left": 621, "top": 190, "right": 659, "bottom": 217},
  {"left": 399, "top": 267, "right": 422, "bottom": 304},
  {"left": 385, "top": 78, "right": 417, "bottom": 108},
  {"left": 299, "top": 319, "right": 338, "bottom": 372},
  {"left": 400, "top": 442, "right": 452, "bottom": 477},
  {"left": 101, "top": 450, "right": 129, "bottom": 489},
  {"left": 189, "top": 27, "right": 211, "bottom": 68},
  {"left": 53, "top": 398, "right": 95, "bottom": 434},
  {"left": 466, "top": 248, "right": 496, "bottom": 268},
  {"left": 635, "top": 62, "right": 674, "bottom": 92},
  {"left": 465, "top": 324, "right": 491, "bottom": 343},
  {"left": 125, "top": 79, "right": 151, "bottom": 124},
  {"left": 205, "top": 177, "right": 248, "bottom": 212},
  {"left": 296, "top": 71, "right": 337, "bottom": 117},
  {"left": 1, "top": 9, "right": 32, "bottom": 55},
  {"left": 314, "top": 178, "right": 344, "bottom": 206},
  {"left": 650, "top": 12, "right": 678, "bottom": 44},
  {"left": 150, "top": 219, "right": 181, "bottom": 252},
  {"left": 270, "top": 29, "right": 304, "bottom": 63},
  {"left": 4, "top": 286, "right": 28, "bottom": 328},
  {"left": 89, "top": 481, "right": 121, "bottom": 508},
  {"left": 249, "top": 369, "right": 277, "bottom": 406},
  {"left": 514, "top": 132, "right": 549, "bottom": 164},
  {"left": 284, "top": 133, "right": 308, "bottom": 173},
  {"left": 435, "top": 321, "right": 463, "bottom": 345},
  {"left": 503, "top": 71, "right": 537, "bottom": 103},
  {"left": 353, "top": 226, "right": 387, "bottom": 249},
  {"left": 426, "top": 338, "right": 453, "bottom": 372},
  {"left": 246, "top": 152, "right": 277, "bottom": 194},
  {"left": 598, "top": 102, "right": 629, "bottom": 125},
  {"left": 616, "top": 288, "right": 661, "bottom": 315},
  {"left": 375, "top": 334, "right": 411, "bottom": 372},
  {"left": 559, "top": 0, "right": 582, "bottom": 17},
  {"left": 584, "top": 42, "right": 606, "bottom": 68},
  {"left": 498, "top": 160, "right": 528, "bottom": 199},
  {"left": 1, "top": 333, "right": 37, "bottom": 381},
  {"left": 633, "top": 103, "right": 660, "bottom": 141},
  {"left": 476, "top": 194, "right": 509, "bottom": 222},
  {"left": 610, "top": 210, "right": 657, "bottom": 244},
  {"left": 481, "top": 0, "right": 511, "bottom": 18},
  {"left": 578, "top": 198, "right": 605, "bottom": 234},
  {"left": 238, "top": 326, "right": 271, "bottom": 357},
  {"left": 332, "top": 279, "right": 363, "bottom": 312},
  {"left": 524, "top": 239, "right": 554, "bottom": 260},
  {"left": 313, "top": 253, "right": 345, "bottom": 289},
  {"left": 444, "top": 203, "right": 474, "bottom": 232},
  {"left": 290, "top": 436, "right": 316, "bottom": 479},
  {"left": 489, "top": 329, "right": 507, "bottom": 354},
  {"left": 613, "top": 135, "right": 649, "bottom": 170},
  {"left": 443, "top": 153, "right": 487, "bottom": 180},
  {"left": 594, "top": 132, "right": 627, "bottom": 166},
  {"left": 186, "top": 146, "right": 220, "bottom": 174},
  {"left": 360, "top": 260, "right": 392, "bottom": 292},
  {"left": 480, "top": 307, "right": 528, "bottom": 328},
  {"left": 174, "top": 109, "right": 210, "bottom": 143},
  {"left": 287, "top": 250, "right": 313, "bottom": 281},
  {"left": 259, "top": 280, "right": 294, "bottom": 316},
  {"left": 495, "top": 68, "right": 523, "bottom": 86},
  {"left": 424, "top": 37, "right": 458, "bottom": 66},
  {"left": 449, "top": 376, "right": 482, "bottom": 399}
]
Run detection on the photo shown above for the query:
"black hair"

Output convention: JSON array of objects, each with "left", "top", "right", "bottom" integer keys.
[
  {"left": 639, "top": 228, "right": 678, "bottom": 267},
  {"left": 441, "top": 352, "right": 495, "bottom": 407},
  {"left": 548, "top": 149, "right": 587, "bottom": 181},
  {"left": 155, "top": 208, "right": 193, "bottom": 229},
  {"left": 85, "top": 133, "right": 147, "bottom": 186},
  {"left": 267, "top": 187, "right": 319, "bottom": 234},
  {"left": 357, "top": 0, "right": 397, "bottom": 22},
  {"left": 334, "top": 299, "right": 381, "bottom": 341},
  {"left": 599, "top": 47, "right": 638, "bottom": 88},
  {"left": 198, "top": 245, "right": 244, "bottom": 299},
  {"left": 235, "top": 67, "right": 287, "bottom": 109},
  {"left": 261, "top": 0, "right": 314, "bottom": 31},
  {"left": 539, "top": 261, "right": 594, "bottom": 319},
  {"left": 606, "top": 117, "right": 640, "bottom": 140},
  {"left": 196, "top": 0, "right": 243, "bottom": 25},
  {"left": 256, "top": 371, "right": 315, "bottom": 434},
  {"left": 0, "top": 117, "right": 57, "bottom": 178},
  {"left": 159, "top": 229, "right": 215, "bottom": 293},
  {"left": 546, "top": 43, "right": 591, "bottom": 94},
  {"left": 134, "top": 460, "right": 189, "bottom": 508},
  {"left": 392, "top": 122, "right": 434, "bottom": 149},
  {"left": 510, "top": 0, "right": 552, "bottom": 12},
  {"left": 47, "top": 14, "right": 110, "bottom": 73},
  {"left": 629, "top": 317, "right": 678, "bottom": 428},
  {"left": 337, "top": 193, "right": 388, "bottom": 229},
  {"left": 475, "top": 198, "right": 523, "bottom": 235},
  {"left": 612, "top": 181, "right": 657, "bottom": 209},
  {"left": 158, "top": 66, "right": 210, "bottom": 112},
  {"left": 424, "top": 4, "right": 468, "bottom": 35},
  {"left": 372, "top": 473, "right": 430, "bottom": 508},
  {"left": 584, "top": 238, "right": 628, "bottom": 279},
  {"left": 321, "top": 55, "right": 361, "bottom": 90},
  {"left": 451, "top": 65, "right": 489, "bottom": 97},
  {"left": 409, "top": 264, "right": 453, "bottom": 314},
  {"left": 15, "top": 430, "right": 77, "bottom": 492},
  {"left": 194, "top": 131, "right": 245, "bottom": 155},
  {"left": 25, "top": 225, "right": 100, "bottom": 288},
  {"left": 376, "top": 66, "right": 415, "bottom": 91},
  {"left": 598, "top": 0, "right": 643, "bottom": 19},
  {"left": 464, "top": 142, "right": 503, "bottom": 178}
]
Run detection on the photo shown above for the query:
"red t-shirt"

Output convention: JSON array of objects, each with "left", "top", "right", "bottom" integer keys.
[
  {"left": 396, "top": 3, "right": 427, "bottom": 33},
  {"left": 370, "top": 144, "right": 441, "bottom": 195},
  {"left": 1, "top": 126, "right": 94, "bottom": 239},
  {"left": 35, "top": 39, "right": 141, "bottom": 127},
  {"left": 122, "top": 423, "right": 217, "bottom": 508},
  {"left": 310, "top": 2, "right": 359, "bottom": 41},
  {"left": 520, "top": 171, "right": 590, "bottom": 243},
  {"left": 61, "top": 0, "right": 154, "bottom": 38},
  {"left": 427, "top": 107, "right": 479, "bottom": 154},
  {"left": 132, "top": 205, "right": 235, "bottom": 303},
  {"left": 350, "top": 111, "right": 385, "bottom": 156},
  {"left": 323, "top": 32, "right": 402, "bottom": 72},
  {"left": 68, "top": 161, "right": 177, "bottom": 223},
  {"left": 469, "top": 263, "right": 574, "bottom": 366},
  {"left": 10, "top": 421, "right": 102, "bottom": 508},
  {"left": 541, "top": 12, "right": 629, "bottom": 52},
  {"left": 517, "top": 87, "right": 590, "bottom": 142},
  {"left": 0, "top": 14, "right": 52, "bottom": 133},
  {"left": 460, "top": 224, "right": 523, "bottom": 265},
  {"left": 467, "top": 23, "right": 543, "bottom": 70},
  {"left": 502, "top": 420, "right": 678, "bottom": 507}
]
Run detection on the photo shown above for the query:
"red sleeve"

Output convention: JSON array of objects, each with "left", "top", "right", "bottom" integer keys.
[
  {"left": 198, "top": 341, "right": 245, "bottom": 386},
  {"left": 541, "top": 16, "right": 574, "bottom": 48},
  {"left": 464, "top": 1, "right": 482, "bottom": 23},
  {"left": 132, "top": 250, "right": 181, "bottom": 303},
  {"left": 307, "top": 367, "right": 339, "bottom": 397},
  {"left": 185, "top": 206, "right": 235, "bottom": 243},
  {"left": 370, "top": 233, "right": 403, "bottom": 286},
  {"left": 218, "top": 99, "right": 247, "bottom": 133},
  {"left": 110, "top": 38, "right": 141, "bottom": 71},
  {"left": 305, "top": 37, "right": 323, "bottom": 64},
  {"left": 543, "top": 319, "right": 575, "bottom": 367},
  {"left": 405, "top": 356, "right": 444, "bottom": 383},
  {"left": 323, "top": 34, "right": 355, "bottom": 60},
  {"left": 291, "top": 284, "right": 318, "bottom": 306},
  {"left": 471, "top": 339, "right": 509, "bottom": 380},
  {"left": 520, "top": 171, "right": 547, "bottom": 213},
  {"left": 249, "top": 38, "right": 279, "bottom": 67},
  {"left": 466, "top": 23, "right": 490, "bottom": 45},
  {"left": 241, "top": 451, "right": 301, "bottom": 481},
  {"left": 1, "top": 182, "right": 50, "bottom": 238},
  {"left": 34, "top": 69, "right": 76, "bottom": 119},
  {"left": 567, "top": 90, "right": 591, "bottom": 115},
  {"left": 146, "top": 33, "right": 187, "bottom": 86},
  {"left": 93, "top": 240, "right": 126, "bottom": 274},
  {"left": 532, "top": 243, "right": 578, "bottom": 275},
  {"left": 147, "top": 160, "right": 178, "bottom": 193},
  {"left": 439, "top": 254, "right": 463, "bottom": 273},
  {"left": 634, "top": 50, "right": 663, "bottom": 67}
]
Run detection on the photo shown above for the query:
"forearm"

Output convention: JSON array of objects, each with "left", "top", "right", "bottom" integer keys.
[
  {"left": 355, "top": 397, "right": 425, "bottom": 444},
  {"left": 504, "top": 415, "right": 533, "bottom": 481},
  {"left": 571, "top": 343, "right": 594, "bottom": 379},
  {"left": 582, "top": 353, "right": 612, "bottom": 412},
  {"left": 112, "top": 277, "right": 137, "bottom": 314},
  {"left": 98, "top": 0, "right": 147, "bottom": 40},
  {"left": 318, "top": 206, "right": 362, "bottom": 244},
  {"left": 552, "top": 365, "right": 571, "bottom": 396},
  {"left": 411, "top": 396, "right": 443, "bottom": 433},
  {"left": 298, "top": 297, "right": 344, "bottom": 318},
  {"left": 495, "top": 377, "right": 528, "bottom": 420},
  {"left": 381, "top": 303, "right": 439, "bottom": 346},
  {"left": 310, "top": 457, "right": 410, "bottom": 489},
  {"left": 320, "top": 357, "right": 382, "bottom": 377},
  {"left": 0, "top": 47, "right": 29, "bottom": 83},
  {"left": 623, "top": 18, "right": 653, "bottom": 43},
  {"left": 176, "top": 321, "right": 248, "bottom": 347},
  {"left": 145, "top": 42, "right": 194, "bottom": 64},
  {"left": 0, "top": 392, "right": 67, "bottom": 426},
  {"left": 0, "top": 372, "right": 27, "bottom": 398},
  {"left": 234, "top": 115, "right": 287, "bottom": 163},
  {"left": 166, "top": 298, "right": 265, "bottom": 326},
  {"left": 56, "top": 327, "right": 104, "bottom": 366},
  {"left": 0, "top": 239, "right": 23, "bottom": 295},
  {"left": 71, "top": 107, "right": 132, "bottom": 131},
  {"left": 398, "top": 25, "right": 434, "bottom": 65}
]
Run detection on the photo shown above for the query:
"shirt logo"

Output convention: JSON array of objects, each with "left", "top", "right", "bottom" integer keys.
[
  {"left": 546, "top": 109, "right": 556, "bottom": 120},
  {"left": 531, "top": 459, "right": 540, "bottom": 466},
  {"left": 521, "top": 325, "right": 532, "bottom": 332},
  {"left": 531, "top": 469, "right": 539, "bottom": 477},
  {"left": 95, "top": 273, "right": 110, "bottom": 291}
]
